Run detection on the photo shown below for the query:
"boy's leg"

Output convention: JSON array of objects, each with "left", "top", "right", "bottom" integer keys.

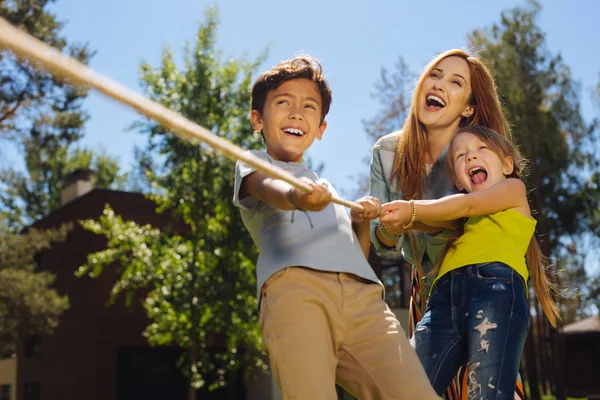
[
  {"left": 260, "top": 267, "right": 341, "bottom": 400},
  {"left": 335, "top": 274, "right": 441, "bottom": 400}
]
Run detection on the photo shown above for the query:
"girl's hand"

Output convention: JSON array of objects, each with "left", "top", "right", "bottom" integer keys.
[
  {"left": 379, "top": 200, "right": 412, "bottom": 234},
  {"left": 351, "top": 196, "right": 383, "bottom": 223}
]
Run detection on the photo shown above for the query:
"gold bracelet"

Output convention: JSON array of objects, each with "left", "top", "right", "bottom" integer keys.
[{"left": 402, "top": 200, "right": 416, "bottom": 230}]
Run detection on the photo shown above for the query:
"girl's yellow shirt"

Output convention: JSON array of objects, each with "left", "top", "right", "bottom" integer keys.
[{"left": 435, "top": 209, "right": 536, "bottom": 286}]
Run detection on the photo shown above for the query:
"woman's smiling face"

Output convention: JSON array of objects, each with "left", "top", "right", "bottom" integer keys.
[{"left": 418, "top": 56, "right": 474, "bottom": 130}]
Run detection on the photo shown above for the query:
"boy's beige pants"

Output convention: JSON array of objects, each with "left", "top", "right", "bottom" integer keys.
[{"left": 259, "top": 267, "right": 440, "bottom": 400}]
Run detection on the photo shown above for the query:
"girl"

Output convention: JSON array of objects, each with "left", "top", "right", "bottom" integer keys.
[
  {"left": 369, "top": 49, "right": 523, "bottom": 399},
  {"left": 380, "top": 125, "right": 560, "bottom": 399}
]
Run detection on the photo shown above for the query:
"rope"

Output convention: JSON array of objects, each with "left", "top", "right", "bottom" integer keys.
[
  {"left": 0, "top": 17, "right": 364, "bottom": 212},
  {"left": 407, "top": 231, "right": 428, "bottom": 309}
]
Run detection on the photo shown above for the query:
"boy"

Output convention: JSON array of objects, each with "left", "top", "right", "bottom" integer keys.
[{"left": 234, "top": 56, "right": 439, "bottom": 400}]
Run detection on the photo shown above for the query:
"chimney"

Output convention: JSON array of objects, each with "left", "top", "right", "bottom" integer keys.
[{"left": 61, "top": 169, "right": 94, "bottom": 206}]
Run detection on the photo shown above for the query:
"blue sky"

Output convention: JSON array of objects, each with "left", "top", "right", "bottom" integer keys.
[{"left": 40, "top": 0, "right": 599, "bottom": 199}]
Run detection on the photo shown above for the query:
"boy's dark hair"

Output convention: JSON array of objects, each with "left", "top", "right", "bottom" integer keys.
[{"left": 251, "top": 56, "right": 332, "bottom": 123}]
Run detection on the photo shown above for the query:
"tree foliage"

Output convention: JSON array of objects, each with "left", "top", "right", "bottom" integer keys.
[
  {"left": 0, "top": 0, "right": 127, "bottom": 230},
  {"left": 78, "top": 7, "right": 268, "bottom": 391},
  {"left": 0, "top": 145, "right": 127, "bottom": 230},
  {"left": 0, "top": 0, "right": 125, "bottom": 358},
  {"left": 0, "top": 221, "right": 70, "bottom": 356},
  {"left": 0, "top": 0, "right": 91, "bottom": 138}
]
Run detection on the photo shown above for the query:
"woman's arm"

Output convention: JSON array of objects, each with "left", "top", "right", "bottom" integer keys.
[{"left": 369, "top": 144, "right": 404, "bottom": 247}]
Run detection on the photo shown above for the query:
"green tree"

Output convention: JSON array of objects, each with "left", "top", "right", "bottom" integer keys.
[
  {"left": 0, "top": 145, "right": 127, "bottom": 230},
  {"left": 1, "top": 0, "right": 127, "bottom": 230},
  {"left": 78, "top": 7, "right": 268, "bottom": 395},
  {"left": 0, "top": 219, "right": 70, "bottom": 356},
  {"left": 0, "top": 0, "right": 91, "bottom": 138},
  {"left": 0, "top": 0, "right": 125, "bottom": 359}
]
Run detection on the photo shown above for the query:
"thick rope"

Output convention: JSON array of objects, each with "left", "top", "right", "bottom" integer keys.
[
  {"left": 407, "top": 231, "right": 428, "bottom": 309},
  {"left": 0, "top": 17, "right": 364, "bottom": 212}
]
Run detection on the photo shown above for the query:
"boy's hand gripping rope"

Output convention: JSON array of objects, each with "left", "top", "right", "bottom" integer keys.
[{"left": 0, "top": 17, "right": 364, "bottom": 213}]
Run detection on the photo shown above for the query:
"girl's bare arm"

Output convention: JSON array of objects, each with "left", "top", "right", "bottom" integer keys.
[{"left": 381, "top": 179, "right": 529, "bottom": 226}]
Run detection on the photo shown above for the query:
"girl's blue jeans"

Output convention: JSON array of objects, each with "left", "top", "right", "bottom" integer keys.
[{"left": 414, "top": 262, "right": 529, "bottom": 400}]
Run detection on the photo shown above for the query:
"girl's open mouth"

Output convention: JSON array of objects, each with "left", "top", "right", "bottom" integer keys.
[{"left": 469, "top": 166, "right": 488, "bottom": 184}]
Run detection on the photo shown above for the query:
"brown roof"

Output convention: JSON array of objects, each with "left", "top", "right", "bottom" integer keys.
[{"left": 561, "top": 316, "right": 600, "bottom": 334}]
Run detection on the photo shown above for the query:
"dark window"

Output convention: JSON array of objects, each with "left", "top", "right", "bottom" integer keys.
[
  {"left": 33, "top": 253, "right": 42, "bottom": 271},
  {"left": 24, "top": 382, "right": 40, "bottom": 400},
  {"left": 24, "top": 335, "right": 41, "bottom": 358},
  {"left": 0, "top": 384, "right": 11, "bottom": 400},
  {"left": 117, "top": 347, "right": 187, "bottom": 400}
]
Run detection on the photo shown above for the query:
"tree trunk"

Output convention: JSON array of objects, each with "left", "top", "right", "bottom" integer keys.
[
  {"left": 534, "top": 296, "right": 550, "bottom": 395},
  {"left": 525, "top": 327, "right": 541, "bottom": 400},
  {"left": 189, "top": 345, "right": 197, "bottom": 400},
  {"left": 553, "top": 333, "right": 566, "bottom": 400}
]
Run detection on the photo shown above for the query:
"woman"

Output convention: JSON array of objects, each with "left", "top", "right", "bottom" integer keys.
[{"left": 369, "top": 49, "right": 524, "bottom": 399}]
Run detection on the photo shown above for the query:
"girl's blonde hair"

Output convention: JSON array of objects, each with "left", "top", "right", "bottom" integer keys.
[
  {"left": 393, "top": 49, "right": 512, "bottom": 200},
  {"left": 433, "top": 126, "right": 561, "bottom": 327}
]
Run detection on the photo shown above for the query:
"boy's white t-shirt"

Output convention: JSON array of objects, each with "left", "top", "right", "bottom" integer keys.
[{"left": 233, "top": 150, "right": 382, "bottom": 297}]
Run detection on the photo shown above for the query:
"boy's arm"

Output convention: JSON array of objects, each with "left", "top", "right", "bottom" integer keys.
[
  {"left": 381, "top": 178, "right": 528, "bottom": 225},
  {"left": 240, "top": 171, "right": 332, "bottom": 211},
  {"left": 350, "top": 197, "right": 384, "bottom": 258},
  {"left": 352, "top": 220, "right": 372, "bottom": 258}
]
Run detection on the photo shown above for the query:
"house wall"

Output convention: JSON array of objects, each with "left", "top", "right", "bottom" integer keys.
[{"left": 0, "top": 358, "right": 17, "bottom": 400}]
